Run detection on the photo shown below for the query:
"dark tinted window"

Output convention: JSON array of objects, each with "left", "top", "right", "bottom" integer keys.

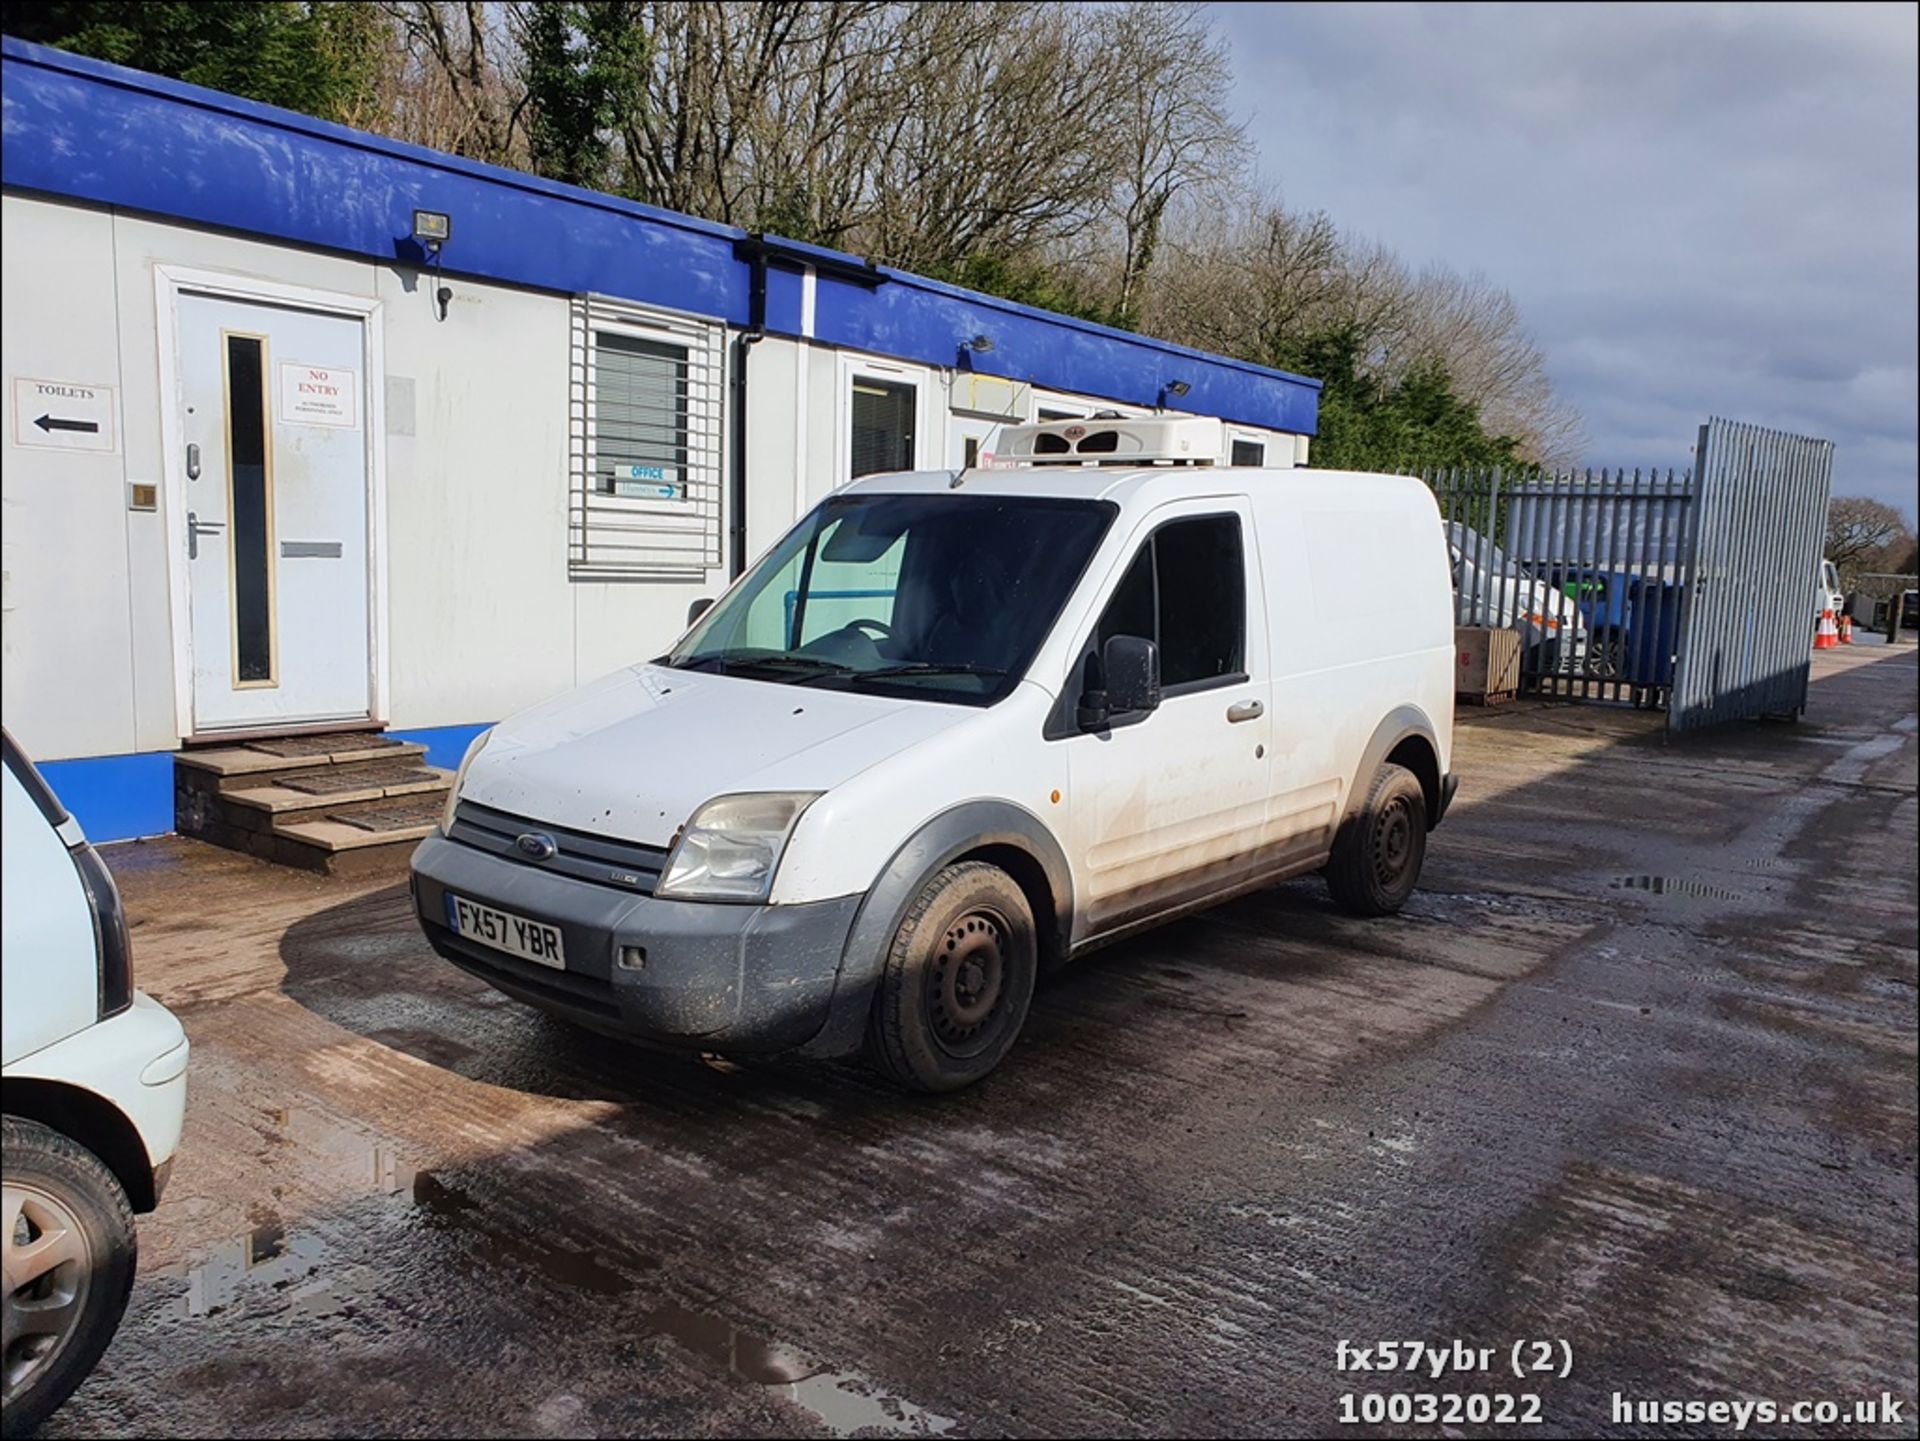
[
  {"left": 1090, "top": 515, "right": 1246, "bottom": 692},
  {"left": 226, "top": 334, "right": 273, "bottom": 683},
  {"left": 850, "top": 378, "right": 914, "bottom": 477},
  {"left": 1157, "top": 518, "right": 1244, "bottom": 685},
  {"left": 1095, "top": 546, "right": 1156, "bottom": 653},
  {"left": 1230, "top": 439, "right": 1264, "bottom": 466}
]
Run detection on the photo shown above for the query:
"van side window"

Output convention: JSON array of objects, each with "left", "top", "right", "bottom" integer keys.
[{"left": 1091, "top": 515, "right": 1246, "bottom": 692}]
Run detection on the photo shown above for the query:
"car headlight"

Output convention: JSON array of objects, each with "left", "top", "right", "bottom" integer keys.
[
  {"left": 656, "top": 792, "right": 820, "bottom": 903},
  {"left": 440, "top": 728, "right": 494, "bottom": 833}
]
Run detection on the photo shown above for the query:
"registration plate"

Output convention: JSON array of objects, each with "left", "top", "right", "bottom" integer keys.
[{"left": 445, "top": 894, "right": 566, "bottom": 970}]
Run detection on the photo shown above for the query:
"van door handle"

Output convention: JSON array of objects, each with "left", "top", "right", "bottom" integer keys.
[{"left": 1226, "top": 699, "right": 1264, "bottom": 723}]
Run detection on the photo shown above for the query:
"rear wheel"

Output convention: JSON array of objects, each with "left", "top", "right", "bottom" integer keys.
[
  {"left": 867, "top": 862, "right": 1037, "bottom": 1093},
  {"left": 3, "top": 1116, "right": 138, "bottom": 1440},
  {"left": 1325, "top": 763, "right": 1428, "bottom": 916}
]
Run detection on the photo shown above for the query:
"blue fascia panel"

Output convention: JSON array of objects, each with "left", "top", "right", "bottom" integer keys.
[
  {"left": 36, "top": 751, "right": 174, "bottom": 844},
  {"left": 387, "top": 721, "right": 492, "bottom": 772},
  {"left": 1, "top": 37, "right": 1318, "bottom": 434}
]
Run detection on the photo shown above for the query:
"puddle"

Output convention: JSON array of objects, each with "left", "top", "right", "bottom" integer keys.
[
  {"left": 166, "top": 1222, "right": 340, "bottom": 1320},
  {"left": 642, "top": 1301, "right": 956, "bottom": 1436},
  {"left": 1610, "top": 875, "right": 1745, "bottom": 901}
]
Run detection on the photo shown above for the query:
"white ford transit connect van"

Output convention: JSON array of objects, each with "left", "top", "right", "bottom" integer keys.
[
  {"left": 411, "top": 422, "right": 1457, "bottom": 1091},
  {"left": 3, "top": 731, "right": 188, "bottom": 1435}
]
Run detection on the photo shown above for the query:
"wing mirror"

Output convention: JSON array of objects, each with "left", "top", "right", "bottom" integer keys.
[
  {"left": 686, "top": 597, "right": 715, "bottom": 626},
  {"left": 1078, "top": 634, "right": 1160, "bottom": 730}
]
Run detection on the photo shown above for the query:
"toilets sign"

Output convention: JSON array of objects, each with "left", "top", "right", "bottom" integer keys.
[
  {"left": 278, "top": 363, "right": 359, "bottom": 428},
  {"left": 12, "top": 377, "right": 118, "bottom": 453}
]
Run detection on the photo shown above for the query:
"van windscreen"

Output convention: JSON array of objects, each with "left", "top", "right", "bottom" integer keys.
[{"left": 666, "top": 493, "right": 1116, "bottom": 705}]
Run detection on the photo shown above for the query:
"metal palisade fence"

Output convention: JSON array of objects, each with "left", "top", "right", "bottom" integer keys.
[
  {"left": 1419, "top": 418, "right": 1833, "bottom": 729},
  {"left": 1424, "top": 462, "right": 1698, "bottom": 709}
]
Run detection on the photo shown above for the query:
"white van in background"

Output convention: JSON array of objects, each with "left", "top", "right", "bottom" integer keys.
[
  {"left": 1446, "top": 520, "right": 1588, "bottom": 673},
  {"left": 3, "top": 732, "right": 188, "bottom": 1438},
  {"left": 1817, "top": 557, "right": 1844, "bottom": 621},
  {"left": 411, "top": 418, "right": 1458, "bottom": 1091}
]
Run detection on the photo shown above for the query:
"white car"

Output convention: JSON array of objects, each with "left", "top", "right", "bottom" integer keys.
[
  {"left": 3, "top": 731, "right": 187, "bottom": 1438},
  {"left": 1445, "top": 521, "right": 1588, "bottom": 673},
  {"left": 412, "top": 428, "right": 1457, "bottom": 1091}
]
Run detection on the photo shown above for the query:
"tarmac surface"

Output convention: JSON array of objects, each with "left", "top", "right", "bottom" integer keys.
[{"left": 43, "top": 644, "right": 1920, "bottom": 1438}]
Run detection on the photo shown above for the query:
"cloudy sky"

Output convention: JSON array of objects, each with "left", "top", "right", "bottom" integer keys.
[{"left": 1211, "top": 2, "right": 1919, "bottom": 517}]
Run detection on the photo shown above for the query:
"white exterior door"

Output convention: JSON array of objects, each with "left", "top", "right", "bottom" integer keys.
[
  {"left": 947, "top": 414, "right": 999, "bottom": 469},
  {"left": 1064, "top": 501, "right": 1274, "bottom": 937},
  {"left": 176, "top": 292, "right": 370, "bottom": 731}
]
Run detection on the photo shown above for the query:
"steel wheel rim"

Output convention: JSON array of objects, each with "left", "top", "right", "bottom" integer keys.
[
  {"left": 927, "top": 907, "right": 1010, "bottom": 1058},
  {"left": 3, "top": 1182, "right": 93, "bottom": 1398},
  {"left": 1372, "top": 797, "right": 1416, "bottom": 890}
]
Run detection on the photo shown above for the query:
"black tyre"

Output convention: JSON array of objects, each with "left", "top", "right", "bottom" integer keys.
[
  {"left": 1325, "top": 762, "right": 1428, "bottom": 917},
  {"left": 2, "top": 1116, "right": 138, "bottom": 1439},
  {"left": 867, "top": 862, "right": 1037, "bottom": 1093}
]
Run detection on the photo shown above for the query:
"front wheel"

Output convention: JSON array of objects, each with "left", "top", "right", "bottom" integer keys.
[
  {"left": 867, "top": 862, "right": 1037, "bottom": 1093},
  {"left": 1325, "top": 762, "right": 1428, "bottom": 916},
  {"left": 2, "top": 1116, "right": 139, "bottom": 1439}
]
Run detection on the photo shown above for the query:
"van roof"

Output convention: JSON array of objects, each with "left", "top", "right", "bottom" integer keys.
[{"left": 838, "top": 465, "right": 1430, "bottom": 510}]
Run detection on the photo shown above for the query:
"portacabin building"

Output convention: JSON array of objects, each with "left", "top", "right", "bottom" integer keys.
[{"left": 0, "top": 37, "right": 1320, "bottom": 850}]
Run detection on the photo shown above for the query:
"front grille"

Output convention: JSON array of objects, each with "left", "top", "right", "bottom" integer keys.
[{"left": 449, "top": 801, "right": 670, "bottom": 895}]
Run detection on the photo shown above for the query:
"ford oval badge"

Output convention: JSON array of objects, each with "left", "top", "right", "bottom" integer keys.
[{"left": 515, "top": 832, "right": 558, "bottom": 861}]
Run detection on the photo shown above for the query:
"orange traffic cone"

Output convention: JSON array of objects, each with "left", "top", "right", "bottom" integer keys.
[
  {"left": 1814, "top": 610, "right": 1839, "bottom": 649},
  {"left": 1838, "top": 615, "right": 1853, "bottom": 645}
]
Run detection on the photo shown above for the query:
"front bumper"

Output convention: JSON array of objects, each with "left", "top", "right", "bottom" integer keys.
[
  {"left": 410, "top": 833, "right": 863, "bottom": 1053},
  {"left": 3, "top": 990, "right": 188, "bottom": 1210}
]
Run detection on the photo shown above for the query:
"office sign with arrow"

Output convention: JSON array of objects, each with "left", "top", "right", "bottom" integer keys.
[{"left": 13, "top": 376, "right": 118, "bottom": 453}]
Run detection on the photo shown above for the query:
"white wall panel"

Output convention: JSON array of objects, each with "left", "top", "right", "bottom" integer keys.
[{"left": 1, "top": 195, "right": 136, "bottom": 760}]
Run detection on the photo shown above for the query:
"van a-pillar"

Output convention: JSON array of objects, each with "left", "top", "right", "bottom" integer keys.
[{"left": 730, "top": 235, "right": 887, "bottom": 577}]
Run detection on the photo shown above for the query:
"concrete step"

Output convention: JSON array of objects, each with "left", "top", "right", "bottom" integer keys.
[
  {"left": 273, "top": 793, "right": 446, "bottom": 876},
  {"left": 177, "top": 735, "right": 428, "bottom": 784},
  {"left": 221, "top": 764, "right": 451, "bottom": 828}
]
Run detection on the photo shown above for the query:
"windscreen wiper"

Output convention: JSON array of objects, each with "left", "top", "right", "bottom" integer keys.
[{"left": 667, "top": 653, "right": 852, "bottom": 678}]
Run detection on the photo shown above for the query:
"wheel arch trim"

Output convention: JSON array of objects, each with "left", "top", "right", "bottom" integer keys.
[
  {"left": 2, "top": 1078, "right": 156, "bottom": 1213},
  {"left": 803, "top": 800, "right": 1071, "bottom": 1057}
]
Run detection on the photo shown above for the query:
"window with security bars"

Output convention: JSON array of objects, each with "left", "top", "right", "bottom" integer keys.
[
  {"left": 568, "top": 297, "right": 723, "bottom": 579},
  {"left": 851, "top": 377, "right": 915, "bottom": 478}
]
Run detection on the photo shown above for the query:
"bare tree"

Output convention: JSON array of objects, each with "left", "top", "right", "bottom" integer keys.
[
  {"left": 1073, "top": 3, "right": 1248, "bottom": 325},
  {"left": 375, "top": 1, "right": 529, "bottom": 165},
  {"left": 1826, "top": 497, "right": 1916, "bottom": 580}
]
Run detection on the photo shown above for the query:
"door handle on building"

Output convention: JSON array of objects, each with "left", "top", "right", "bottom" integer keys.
[
  {"left": 1226, "top": 699, "right": 1264, "bottom": 723},
  {"left": 187, "top": 510, "right": 225, "bottom": 560}
]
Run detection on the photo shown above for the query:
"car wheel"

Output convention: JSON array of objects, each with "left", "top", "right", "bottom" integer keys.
[
  {"left": 1325, "top": 763, "right": 1428, "bottom": 917},
  {"left": 1585, "top": 630, "right": 1628, "bottom": 680},
  {"left": 2, "top": 1116, "right": 138, "bottom": 1440},
  {"left": 867, "top": 861, "right": 1037, "bottom": 1093}
]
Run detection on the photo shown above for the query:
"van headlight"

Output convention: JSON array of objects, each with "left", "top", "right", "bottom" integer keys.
[
  {"left": 657, "top": 792, "right": 820, "bottom": 903},
  {"left": 440, "top": 728, "right": 493, "bottom": 834}
]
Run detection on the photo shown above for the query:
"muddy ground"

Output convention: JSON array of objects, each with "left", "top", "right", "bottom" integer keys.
[{"left": 43, "top": 645, "right": 1919, "bottom": 1438}]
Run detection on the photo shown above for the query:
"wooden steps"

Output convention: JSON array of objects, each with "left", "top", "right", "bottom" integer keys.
[{"left": 175, "top": 732, "right": 451, "bottom": 875}]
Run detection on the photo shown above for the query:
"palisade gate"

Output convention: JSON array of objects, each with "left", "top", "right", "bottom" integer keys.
[{"left": 1418, "top": 418, "right": 1834, "bottom": 731}]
